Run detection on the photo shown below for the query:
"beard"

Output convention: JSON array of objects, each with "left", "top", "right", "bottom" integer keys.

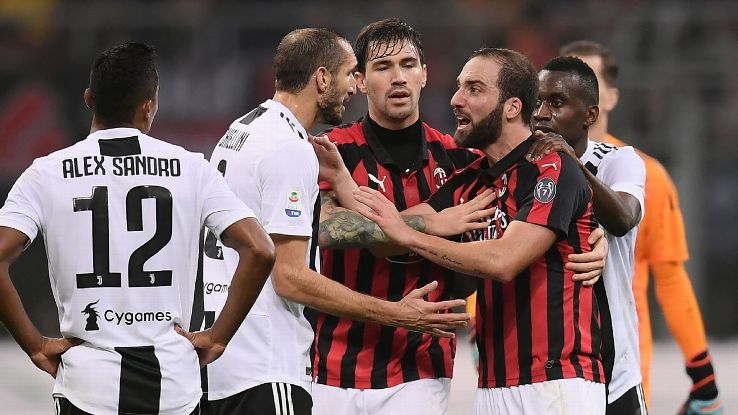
[
  {"left": 317, "top": 83, "right": 345, "bottom": 126},
  {"left": 454, "top": 100, "right": 504, "bottom": 150}
]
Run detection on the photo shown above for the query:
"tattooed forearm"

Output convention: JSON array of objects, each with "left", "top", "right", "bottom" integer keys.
[{"left": 319, "top": 191, "right": 427, "bottom": 249}]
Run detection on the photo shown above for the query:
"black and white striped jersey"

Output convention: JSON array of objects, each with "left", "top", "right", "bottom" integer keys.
[{"left": 0, "top": 127, "right": 254, "bottom": 415}]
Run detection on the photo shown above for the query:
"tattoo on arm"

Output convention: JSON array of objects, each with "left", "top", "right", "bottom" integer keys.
[{"left": 318, "top": 191, "right": 427, "bottom": 248}]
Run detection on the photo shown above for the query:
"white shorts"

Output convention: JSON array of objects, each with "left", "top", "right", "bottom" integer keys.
[
  {"left": 312, "top": 378, "right": 451, "bottom": 415},
  {"left": 474, "top": 378, "right": 606, "bottom": 415}
]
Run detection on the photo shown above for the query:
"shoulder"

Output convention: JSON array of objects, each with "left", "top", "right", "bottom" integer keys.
[
  {"left": 530, "top": 152, "right": 587, "bottom": 187},
  {"left": 322, "top": 119, "right": 365, "bottom": 146}
]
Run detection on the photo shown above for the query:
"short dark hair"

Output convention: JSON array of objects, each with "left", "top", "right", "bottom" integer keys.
[
  {"left": 559, "top": 40, "right": 619, "bottom": 87},
  {"left": 354, "top": 18, "right": 424, "bottom": 74},
  {"left": 89, "top": 42, "right": 158, "bottom": 125},
  {"left": 273, "top": 28, "right": 349, "bottom": 93},
  {"left": 543, "top": 56, "right": 599, "bottom": 106},
  {"left": 468, "top": 48, "right": 538, "bottom": 125}
]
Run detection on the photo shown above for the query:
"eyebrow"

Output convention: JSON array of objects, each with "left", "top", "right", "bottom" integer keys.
[{"left": 457, "top": 78, "right": 487, "bottom": 87}]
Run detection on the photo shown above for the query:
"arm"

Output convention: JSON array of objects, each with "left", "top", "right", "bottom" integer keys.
[
  {"left": 177, "top": 217, "right": 275, "bottom": 367},
  {"left": 580, "top": 167, "right": 641, "bottom": 237},
  {"left": 0, "top": 227, "right": 80, "bottom": 377},
  {"left": 318, "top": 188, "right": 495, "bottom": 250},
  {"left": 270, "top": 233, "right": 469, "bottom": 337},
  {"left": 527, "top": 132, "right": 642, "bottom": 237},
  {"left": 353, "top": 186, "right": 557, "bottom": 282}
]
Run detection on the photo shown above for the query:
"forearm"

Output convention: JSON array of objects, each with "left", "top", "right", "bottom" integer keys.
[
  {"left": 0, "top": 266, "right": 43, "bottom": 356},
  {"left": 651, "top": 261, "right": 708, "bottom": 354},
  {"left": 319, "top": 203, "right": 425, "bottom": 250},
  {"left": 581, "top": 166, "right": 638, "bottom": 236},
  {"left": 209, "top": 250, "right": 273, "bottom": 345},
  {"left": 405, "top": 232, "right": 512, "bottom": 282},
  {"left": 276, "top": 264, "right": 397, "bottom": 326}
]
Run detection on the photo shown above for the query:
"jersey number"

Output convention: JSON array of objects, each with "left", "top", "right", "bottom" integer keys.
[{"left": 73, "top": 185, "right": 173, "bottom": 288}]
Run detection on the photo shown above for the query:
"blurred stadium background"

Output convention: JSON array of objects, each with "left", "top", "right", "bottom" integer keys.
[{"left": 0, "top": 0, "right": 735, "bottom": 413}]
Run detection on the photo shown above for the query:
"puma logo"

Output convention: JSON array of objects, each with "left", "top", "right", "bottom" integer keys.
[
  {"left": 367, "top": 173, "right": 387, "bottom": 192},
  {"left": 541, "top": 161, "right": 558, "bottom": 171}
]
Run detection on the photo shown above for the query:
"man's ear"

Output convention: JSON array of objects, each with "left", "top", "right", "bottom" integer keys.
[
  {"left": 504, "top": 97, "right": 523, "bottom": 121},
  {"left": 315, "top": 66, "right": 331, "bottom": 94},
  {"left": 83, "top": 88, "right": 94, "bottom": 109},
  {"left": 142, "top": 99, "right": 155, "bottom": 118},
  {"left": 355, "top": 71, "right": 368, "bottom": 94},
  {"left": 585, "top": 105, "right": 600, "bottom": 127}
]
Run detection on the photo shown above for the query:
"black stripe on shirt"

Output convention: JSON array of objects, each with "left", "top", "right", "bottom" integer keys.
[{"left": 115, "top": 345, "right": 161, "bottom": 414}]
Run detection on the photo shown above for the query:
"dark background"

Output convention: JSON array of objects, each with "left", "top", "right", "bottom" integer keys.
[{"left": 1, "top": 0, "right": 736, "bottom": 339}]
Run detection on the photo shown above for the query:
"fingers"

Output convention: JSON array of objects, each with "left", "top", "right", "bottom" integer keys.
[
  {"left": 409, "top": 280, "right": 439, "bottom": 298},
  {"left": 573, "top": 270, "right": 601, "bottom": 286},
  {"left": 427, "top": 298, "right": 467, "bottom": 312},
  {"left": 588, "top": 227, "right": 604, "bottom": 244},
  {"left": 174, "top": 324, "right": 193, "bottom": 341},
  {"left": 565, "top": 255, "right": 604, "bottom": 272}
]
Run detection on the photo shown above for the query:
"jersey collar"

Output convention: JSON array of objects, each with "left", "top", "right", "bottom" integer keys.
[
  {"left": 479, "top": 134, "right": 537, "bottom": 183},
  {"left": 87, "top": 127, "right": 143, "bottom": 141},
  {"left": 262, "top": 99, "right": 310, "bottom": 140},
  {"left": 361, "top": 115, "right": 428, "bottom": 171}
]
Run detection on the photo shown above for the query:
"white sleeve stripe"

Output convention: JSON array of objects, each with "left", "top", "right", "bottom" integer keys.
[
  {"left": 279, "top": 383, "right": 289, "bottom": 415},
  {"left": 271, "top": 383, "right": 282, "bottom": 415},
  {"left": 286, "top": 383, "right": 295, "bottom": 415}
]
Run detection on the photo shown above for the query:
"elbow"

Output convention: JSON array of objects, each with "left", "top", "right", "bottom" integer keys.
[
  {"left": 604, "top": 218, "right": 637, "bottom": 237},
  {"left": 476, "top": 260, "right": 516, "bottom": 283},
  {"left": 270, "top": 264, "right": 298, "bottom": 301},
  {"left": 251, "top": 238, "right": 276, "bottom": 271}
]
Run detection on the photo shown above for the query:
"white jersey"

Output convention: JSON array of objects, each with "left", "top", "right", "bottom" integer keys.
[
  {"left": 203, "top": 99, "right": 318, "bottom": 400},
  {"left": 580, "top": 140, "right": 646, "bottom": 402},
  {"left": 0, "top": 127, "right": 254, "bottom": 415}
]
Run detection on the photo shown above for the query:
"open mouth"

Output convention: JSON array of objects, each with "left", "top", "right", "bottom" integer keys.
[{"left": 455, "top": 112, "right": 471, "bottom": 129}]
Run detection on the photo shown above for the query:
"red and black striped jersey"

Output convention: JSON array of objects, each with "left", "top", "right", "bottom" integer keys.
[
  {"left": 313, "top": 117, "right": 480, "bottom": 389},
  {"left": 427, "top": 136, "right": 605, "bottom": 388}
]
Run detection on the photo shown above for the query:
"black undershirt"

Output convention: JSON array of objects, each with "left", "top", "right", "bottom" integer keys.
[{"left": 366, "top": 116, "right": 423, "bottom": 172}]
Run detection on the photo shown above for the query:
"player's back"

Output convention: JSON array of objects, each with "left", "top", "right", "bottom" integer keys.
[
  {"left": 4, "top": 127, "right": 236, "bottom": 414},
  {"left": 203, "top": 100, "right": 317, "bottom": 399}
]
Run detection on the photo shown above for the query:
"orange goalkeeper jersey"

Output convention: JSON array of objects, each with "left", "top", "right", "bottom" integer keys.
[{"left": 603, "top": 134, "right": 688, "bottom": 276}]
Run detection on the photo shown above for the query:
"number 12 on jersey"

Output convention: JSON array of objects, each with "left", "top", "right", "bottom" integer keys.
[{"left": 73, "top": 185, "right": 173, "bottom": 288}]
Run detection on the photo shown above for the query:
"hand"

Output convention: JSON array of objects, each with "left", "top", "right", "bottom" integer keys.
[
  {"left": 309, "top": 134, "right": 347, "bottom": 183},
  {"left": 353, "top": 186, "right": 414, "bottom": 246},
  {"left": 527, "top": 130, "right": 577, "bottom": 162},
  {"left": 427, "top": 189, "right": 497, "bottom": 237},
  {"left": 566, "top": 227, "right": 608, "bottom": 286},
  {"left": 392, "top": 281, "right": 469, "bottom": 338},
  {"left": 29, "top": 337, "right": 82, "bottom": 378},
  {"left": 175, "top": 325, "right": 226, "bottom": 368}
]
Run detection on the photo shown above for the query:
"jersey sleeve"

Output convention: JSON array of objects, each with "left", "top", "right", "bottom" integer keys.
[
  {"left": 597, "top": 146, "right": 646, "bottom": 222},
  {"left": 199, "top": 157, "right": 256, "bottom": 239},
  {"left": 514, "top": 153, "right": 591, "bottom": 237},
  {"left": 637, "top": 157, "right": 689, "bottom": 263},
  {"left": 0, "top": 162, "right": 45, "bottom": 243},
  {"left": 257, "top": 142, "right": 317, "bottom": 237}
]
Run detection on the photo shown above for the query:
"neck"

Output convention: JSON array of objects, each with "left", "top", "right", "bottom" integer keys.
[
  {"left": 89, "top": 117, "right": 140, "bottom": 134},
  {"left": 367, "top": 105, "right": 419, "bottom": 130},
  {"left": 571, "top": 134, "right": 589, "bottom": 158},
  {"left": 588, "top": 113, "right": 608, "bottom": 141},
  {"left": 273, "top": 90, "right": 318, "bottom": 131},
  {"left": 481, "top": 122, "right": 532, "bottom": 164}
]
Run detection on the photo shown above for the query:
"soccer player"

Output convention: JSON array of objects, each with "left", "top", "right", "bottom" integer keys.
[
  {"left": 0, "top": 42, "right": 275, "bottom": 415},
  {"left": 200, "top": 28, "right": 470, "bottom": 415},
  {"left": 560, "top": 40, "right": 724, "bottom": 415},
  {"left": 529, "top": 56, "right": 647, "bottom": 414},
  {"left": 353, "top": 48, "right": 608, "bottom": 415},
  {"left": 312, "top": 19, "right": 608, "bottom": 415}
]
